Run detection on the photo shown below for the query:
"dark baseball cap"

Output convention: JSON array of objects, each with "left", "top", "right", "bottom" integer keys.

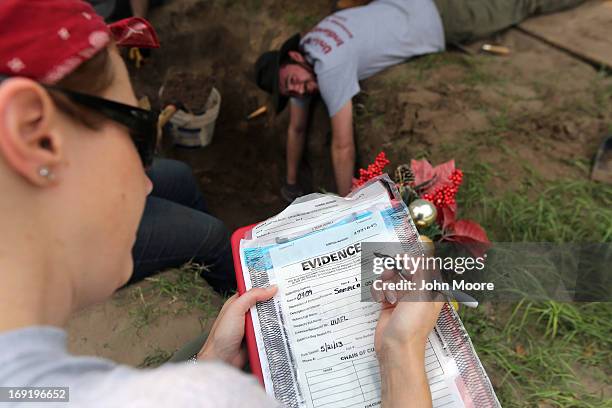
[{"left": 254, "top": 33, "right": 301, "bottom": 114}]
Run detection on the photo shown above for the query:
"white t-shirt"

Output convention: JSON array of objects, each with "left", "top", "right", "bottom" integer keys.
[
  {"left": 296, "top": 0, "right": 445, "bottom": 116},
  {"left": 0, "top": 326, "right": 280, "bottom": 407}
]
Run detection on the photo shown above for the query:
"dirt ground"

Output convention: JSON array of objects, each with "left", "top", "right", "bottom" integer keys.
[{"left": 67, "top": 0, "right": 611, "bottom": 402}]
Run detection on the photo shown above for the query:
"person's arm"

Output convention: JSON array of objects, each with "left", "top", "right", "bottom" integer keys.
[
  {"left": 286, "top": 101, "right": 309, "bottom": 185},
  {"left": 330, "top": 100, "right": 355, "bottom": 196},
  {"left": 378, "top": 331, "right": 433, "bottom": 407},
  {"left": 374, "top": 269, "right": 444, "bottom": 407}
]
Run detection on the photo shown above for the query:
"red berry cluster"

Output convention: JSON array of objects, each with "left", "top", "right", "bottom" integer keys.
[
  {"left": 422, "top": 169, "right": 463, "bottom": 208},
  {"left": 355, "top": 152, "right": 390, "bottom": 187},
  {"left": 449, "top": 169, "right": 463, "bottom": 185}
]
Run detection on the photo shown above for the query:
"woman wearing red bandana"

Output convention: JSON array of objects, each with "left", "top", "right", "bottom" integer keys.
[
  {"left": 1, "top": 0, "right": 239, "bottom": 295},
  {"left": 0, "top": 1, "right": 278, "bottom": 406},
  {"left": 0, "top": 1, "right": 442, "bottom": 406}
]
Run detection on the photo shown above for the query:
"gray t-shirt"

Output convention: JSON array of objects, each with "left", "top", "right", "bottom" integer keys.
[
  {"left": 0, "top": 326, "right": 280, "bottom": 407},
  {"left": 296, "top": 0, "right": 445, "bottom": 117}
]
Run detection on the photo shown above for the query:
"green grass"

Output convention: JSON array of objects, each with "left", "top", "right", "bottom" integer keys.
[
  {"left": 376, "top": 52, "right": 480, "bottom": 86},
  {"left": 128, "top": 286, "right": 163, "bottom": 330},
  {"left": 146, "top": 263, "right": 219, "bottom": 315},
  {"left": 410, "top": 53, "right": 477, "bottom": 82},
  {"left": 139, "top": 348, "right": 173, "bottom": 368},
  {"left": 128, "top": 263, "right": 219, "bottom": 331},
  {"left": 549, "top": 71, "right": 612, "bottom": 119},
  {"left": 459, "top": 162, "right": 612, "bottom": 242},
  {"left": 408, "top": 53, "right": 501, "bottom": 87},
  {"left": 461, "top": 302, "right": 612, "bottom": 407},
  {"left": 454, "top": 161, "right": 612, "bottom": 407},
  {"left": 591, "top": 72, "right": 612, "bottom": 117},
  {"left": 461, "top": 59, "right": 501, "bottom": 87},
  {"left": 285, "top": 13, "right": 319, "bottom": 30},
  {"left": 379, "top": 65, "right": 419, "bottom": 88},
  {"left": 462, "top": 110, "right": 513, "bottom": 150}
]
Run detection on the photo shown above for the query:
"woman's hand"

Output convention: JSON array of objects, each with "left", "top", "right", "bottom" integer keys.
[
  {"left": 372, "top": 267, "right": 443, "bottom": 408},
  {"left": 197, "top": 286, "right": 277, "bottom": 368},
  {"left": 373, "top": 268, "right": 443, "bottom": 356},
  {"left": 375, "top": 295, "right": 443, "bottom": 356}
]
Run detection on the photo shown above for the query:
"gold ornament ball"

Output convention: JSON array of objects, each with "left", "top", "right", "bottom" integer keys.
[
  {"left": 409, "top": 199, "right": 437, "bottom": 228},
  {"left": 418, "top": 235, "right": 435, "bottom": 256}
]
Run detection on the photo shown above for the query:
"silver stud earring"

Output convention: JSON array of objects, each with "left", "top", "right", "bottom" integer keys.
[{"left": 39, "top": 166, "right": 54, "bottom": 180}]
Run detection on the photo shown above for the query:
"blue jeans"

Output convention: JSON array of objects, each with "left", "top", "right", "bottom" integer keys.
[{"left": 131, "top": 159, "right": 236, "bottom": 294}]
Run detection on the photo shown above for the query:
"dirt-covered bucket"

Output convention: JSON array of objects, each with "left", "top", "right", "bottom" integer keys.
[{"left": 169, "top": 87, "right": 221, "bottom": 148}]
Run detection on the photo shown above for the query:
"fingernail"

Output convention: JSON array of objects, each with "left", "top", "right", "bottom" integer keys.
[{"left": 386, "top": 291, "right": 397, "bottom": 304}]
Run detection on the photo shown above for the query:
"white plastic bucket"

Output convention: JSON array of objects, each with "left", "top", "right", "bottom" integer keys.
[{"left": 169, "top": 87, "right": 221, "bottom": 148}]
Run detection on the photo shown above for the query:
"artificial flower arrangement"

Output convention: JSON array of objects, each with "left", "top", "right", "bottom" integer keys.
[{"left": 353, "top": 152, "right": 491, "bottom": 256}]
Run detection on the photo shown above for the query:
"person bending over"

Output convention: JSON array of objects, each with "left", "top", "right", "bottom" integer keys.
[
  {"left": 0, "top": 1, "right": 442, "bottom": 406},
  {"left": 254, "top": 0, "right": 585, "bottom": 201}
]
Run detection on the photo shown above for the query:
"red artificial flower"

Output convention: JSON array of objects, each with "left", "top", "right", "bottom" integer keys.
[
  {"left": 410, "top": 159, "right": 490, "bottom": 258},
  {"left": 443, "top": 220, "right": 491, "bottom": 258},
  {"left": 412, "top": 159, "right": 463, "bottom": 228},
  {"left": 411, "top": 159, "right": 456, "bottom": 194}
]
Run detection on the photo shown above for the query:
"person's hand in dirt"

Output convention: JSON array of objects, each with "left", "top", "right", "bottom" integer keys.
[
  {"left": 197, "top": 286, "right": 278, "bottom": 368},
  {"left": 371, "top": 265, "right": 444, "bottom": 407}
]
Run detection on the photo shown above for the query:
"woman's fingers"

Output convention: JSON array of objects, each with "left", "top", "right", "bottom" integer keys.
[
  {"left": 371, "top": 268, "right": 396, "bottom": 303},
  {"left": 212, "top": 293, "right": 238, "bottom": 324},
  {"left": 370, "top": 284, "right": 385, "bottom": 303},
  {"left": 383, "top": 268, "right": 403, "bottom": 305},
  {"left": 232, "top": 286, "right": 278, "bottom": 315}
]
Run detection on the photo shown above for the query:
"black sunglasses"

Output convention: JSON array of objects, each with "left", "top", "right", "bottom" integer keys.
[{"left": 0, "top": 75, "right": 158, "bottom": 167}]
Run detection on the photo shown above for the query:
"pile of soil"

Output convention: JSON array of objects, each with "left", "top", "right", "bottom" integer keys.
[{"left": 161, "top": 70, "right": 216, "bottom": 114}]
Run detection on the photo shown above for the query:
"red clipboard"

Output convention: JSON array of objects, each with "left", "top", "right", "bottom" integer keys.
[{"left": 231, "top": 224, "right": 266, "bottom": 386}]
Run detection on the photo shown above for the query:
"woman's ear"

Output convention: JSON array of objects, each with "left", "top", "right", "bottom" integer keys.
[
  {"left": 288, "top": 50, "right": 306, "bottom": 64},
  {"left": 0, "top": 78, "right": 62, "bottom": 186}
]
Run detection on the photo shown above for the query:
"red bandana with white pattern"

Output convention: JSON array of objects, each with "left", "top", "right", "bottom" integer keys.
[{"left": 0, "top": 0, "right": 159, "bottom": 84}]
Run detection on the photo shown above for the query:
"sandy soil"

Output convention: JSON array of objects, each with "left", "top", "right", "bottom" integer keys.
[
  {"left": 67, "top": 0, "right": 611, "bottom": 393},
  {"left": 67, "top": 270, "right": 224, "bottom": 366}
]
